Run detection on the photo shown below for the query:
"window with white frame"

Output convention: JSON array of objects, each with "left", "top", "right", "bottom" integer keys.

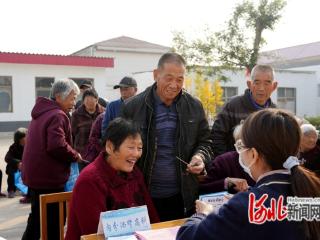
[
  {"left": 222, "top": 87, "right": 238, "bottom": 103},
  {"left": 277, "top": 87, "right": 296, "bottom": 114},
  {"left": 35, "top": 77, "right": 55, "bottom": 98},
  {"left": 0, "top": 76, "right": 13, "bottom": 112}
]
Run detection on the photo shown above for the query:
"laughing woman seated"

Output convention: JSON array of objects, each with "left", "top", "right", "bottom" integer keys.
[
  {"left": 176, "top": 109, "right": 320, "bottom": 240},
  {"left": 65, "top": 118, "right": 159, "bottom": 240}
]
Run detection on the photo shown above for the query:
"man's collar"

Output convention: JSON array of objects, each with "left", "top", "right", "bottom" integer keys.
[
  {"left": 152, "top": 85, "right": 181, "bottom": 106},
  {"left": 152, "top": 87, "right": 162, "bottom": 106},
  {"left": 248, "top": 90, "right": 271, "bottom": 109}
]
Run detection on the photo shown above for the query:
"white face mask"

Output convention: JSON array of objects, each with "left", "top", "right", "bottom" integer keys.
[{"left": 238, "top": 149, "right": 255, "bottom": 179}]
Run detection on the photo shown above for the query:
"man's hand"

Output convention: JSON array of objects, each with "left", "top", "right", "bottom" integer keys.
[
  {"left": 187, "top": 154, "right": 205, "bottom": 175},
  {"left": 76, "top": 153, "right": 83, "bottom": 163},
  {"left": 18, "top": 162, "right": 22, "bottom": 171},
  {"left": 225, "top": 177, "right": 249, "bottom": 192}
]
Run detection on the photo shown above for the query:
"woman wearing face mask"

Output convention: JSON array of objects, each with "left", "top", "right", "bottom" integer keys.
[{"left": 177, "top": 109, "right": 320, "bottom": 240}]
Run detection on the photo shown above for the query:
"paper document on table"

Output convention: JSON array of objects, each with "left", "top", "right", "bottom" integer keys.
[
  {"left": 135, "top": 226, "right": 179, "bottom": 240},
  {"left": 199, "top": 191, "right": 232, "bottom": 210},
  {"left": 108, "top": 235, "right": 137, "bottom": 240},
  {"left": 97, "top": 205, "right": 150, "bottom": 239}
]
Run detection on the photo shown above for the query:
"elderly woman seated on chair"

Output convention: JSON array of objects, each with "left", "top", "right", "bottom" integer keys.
[{"left": 65, "top": 118, "right": 159, "bottom": 240}]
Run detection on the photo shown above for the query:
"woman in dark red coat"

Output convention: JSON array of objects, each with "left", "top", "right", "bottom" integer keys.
[
  {"left": 71, "top": 88, "right": 104, "bottom": 170},
  {"left": 65, "top": 118, "right": 159, "bottom": 240}
]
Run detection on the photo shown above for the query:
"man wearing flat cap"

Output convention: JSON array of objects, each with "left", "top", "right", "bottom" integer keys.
[
  {"left": 75, "top": 80, "right": 108, "bottom": 109},
  {"left": 101, "top": 76, "right": 137, "bottom": 136}
]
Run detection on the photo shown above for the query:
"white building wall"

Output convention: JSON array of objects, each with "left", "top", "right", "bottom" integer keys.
[
  {"left": 287, "top": 65, "right": 320, "bottom": 115},
  {"left": 2, "top": 52, "right": 319, "bottom": 128},
  {"left": 0, "top": 63, "right": 108, "bottom": 122},
  {"left": 93, "top": 50, "right": 163, "bottom": 100},
  {"left": 218, "top": 69, "right": 318, "bottom": 117}
]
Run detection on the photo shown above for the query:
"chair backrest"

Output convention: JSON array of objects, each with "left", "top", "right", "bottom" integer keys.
[{"left": 40, "top": 191, "right": 72, "bottom": 240}]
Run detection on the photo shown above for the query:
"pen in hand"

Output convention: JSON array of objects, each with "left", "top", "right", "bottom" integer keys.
[
  {"left": 176, "top": 156, "right": 200, "bottom": 167},
  {"left": 80, "top": 159, "right": 90, "bottom": 164}
]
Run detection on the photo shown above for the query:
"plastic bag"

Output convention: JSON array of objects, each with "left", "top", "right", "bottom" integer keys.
[
  {"left": 64, "top": 162, "right": 79, "bottom": 192},
  {"left": 14, "top": 171, "right": 28, "bottom": 195}
]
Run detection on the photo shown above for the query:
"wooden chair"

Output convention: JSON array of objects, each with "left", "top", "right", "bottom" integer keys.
[{"left": 40, "top": 191, "right": 72, "bottom": 240}]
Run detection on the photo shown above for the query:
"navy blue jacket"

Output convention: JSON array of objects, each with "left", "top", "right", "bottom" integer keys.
[
  {"left": 177, "top": 171, "right": 306, "bottom": 240},
  {"left": 101, "top": 98, "right": 123, "bottom": 137}
]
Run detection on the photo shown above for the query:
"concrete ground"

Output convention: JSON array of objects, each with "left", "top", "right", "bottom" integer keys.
[{"left": 0, "top": 132, "right": 29, "bottom": 240}]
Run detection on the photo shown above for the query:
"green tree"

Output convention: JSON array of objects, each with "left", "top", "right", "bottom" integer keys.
[
  {"left": 173, "top": 28, "right": 219, "bottom": 76},
  {"left": 173, "top": 0, "right": 286, "bottom": 73},
  {"left": 305, "top": 116, "right": 320, "bottom": 130},
  {"left": 217, "top": 0, "right": 286, "bottom": 71}
]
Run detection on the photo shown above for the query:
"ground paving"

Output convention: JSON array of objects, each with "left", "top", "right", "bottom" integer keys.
[{"left": 0, "top": 132, "right": 29, "bottom": 240}]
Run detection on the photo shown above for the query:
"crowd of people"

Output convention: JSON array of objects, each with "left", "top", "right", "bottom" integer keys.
[{"left": 1, "top": 52, "right": 320, "bottom": 240}]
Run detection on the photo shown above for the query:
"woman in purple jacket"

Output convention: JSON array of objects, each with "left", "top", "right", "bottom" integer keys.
[
  {"left": 83, "top": 112, "right": 104, "bottom": 163},
  {"left": 200, "top": 124, "right": 255, "bottom": 194}
]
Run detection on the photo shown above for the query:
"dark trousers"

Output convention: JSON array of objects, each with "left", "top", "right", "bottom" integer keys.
[
  {"left": 0, "top": 169, "right": 2, "bottom": 192},
  {"left": 22, "top": 187, "right": 65, "bottom": 240},
  {"left": 7, "top": 172, "right": 16, "bottom": 192},
  {"left": 6, "top": 163, "right": 18, "bottom": 192},
  {"left": 152, "top": 193, "right": 186, "bottom": 222}
]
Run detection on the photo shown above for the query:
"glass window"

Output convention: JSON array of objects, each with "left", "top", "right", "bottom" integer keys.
[
  {"left": 35, "top": 77, "right": 55, "bottom": 98},
  {"left": 286, "top": 88, "right": 295, "bottom": 98},
  {"left": 0, "top": 76, "right": 13, "bottom": 112},
  {"left": 222, "top": 87, "right": 238, "bottom": 103},
  {"left": 277, "top": 87, "right": 296, "bottom": 114},
  {"left": 277, "top": 88, "right": 285, "bottom": 97}
]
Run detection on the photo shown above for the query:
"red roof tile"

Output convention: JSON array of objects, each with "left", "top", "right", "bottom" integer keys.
[{"left": 0, "top": 52, "right": 114, "bottom": 68}]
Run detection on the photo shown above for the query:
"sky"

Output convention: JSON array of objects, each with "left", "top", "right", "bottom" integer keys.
[{"left": 0, "top": 0, "right": 319, "bottom": 55}]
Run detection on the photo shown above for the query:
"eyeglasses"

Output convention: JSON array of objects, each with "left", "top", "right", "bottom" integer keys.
[{"left": 234, "top": 139, "right": 248, "bottom": 153}]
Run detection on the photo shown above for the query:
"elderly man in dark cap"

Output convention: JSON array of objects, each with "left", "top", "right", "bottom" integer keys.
[{"left": 101, "top": 76, "right": 138, "bottom": 136}]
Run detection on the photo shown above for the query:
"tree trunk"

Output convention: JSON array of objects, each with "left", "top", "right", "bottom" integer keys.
[{"left": 249, "top": 20, "right": 263, "bottom": 71}]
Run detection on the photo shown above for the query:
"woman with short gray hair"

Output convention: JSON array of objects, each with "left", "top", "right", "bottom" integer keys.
[
  {"left": 21, "top": 78, "right": 82, "bottom": 240},
  {"left": 50, "top": 78, "right": 80, "bottom": 101},
  {"left": 299, "top": 123, "right": 320, "bottom": 175}
]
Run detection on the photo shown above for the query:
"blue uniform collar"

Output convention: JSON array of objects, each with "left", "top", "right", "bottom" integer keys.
[{"left": 256, "top": 170, "right": 291, "bottom": 188}]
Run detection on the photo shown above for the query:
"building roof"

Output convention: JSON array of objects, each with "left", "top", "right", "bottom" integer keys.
[
  {"left": 0, "top": 52, "right": 114, "bottom": 68},
  {"left": 95, "top": 36, "right": 170, "bottom": 50},
  {"left": 73, "top": 36, "right": 171, "bottom": 55},
  {"left": 258, "top": 41, "right": 320, "bottom": 68}
]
